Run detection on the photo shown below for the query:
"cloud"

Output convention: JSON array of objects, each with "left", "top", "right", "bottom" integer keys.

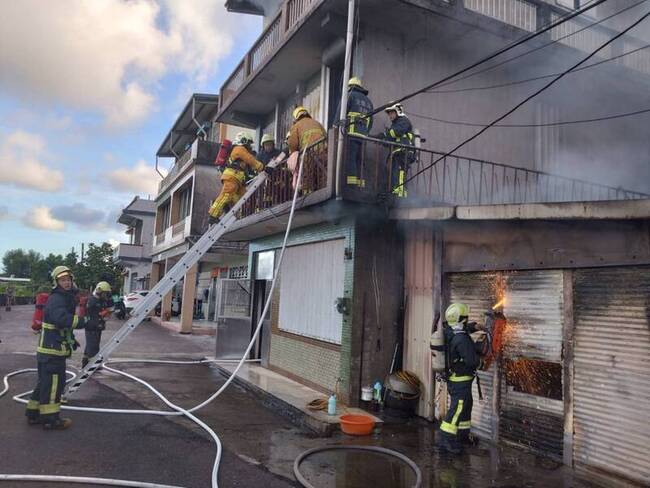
[
  {"left": 0, "top": 131, "right": 64, "bottom": 192},
  {"left": 107, "top": 160, "right": 162, "bottom": 195},
  {"left": 108, "top": 239, "right": 120, "bottom": 249},
  {"left": 0, "top": 206, "right": 8, "bottom": 220},
  {"left": 0, "top": 1, "right": 257, "bottom": 127},
  {"left": 23, "top": 206, "right": 65, "bottom": 231},
  {"left": 51, "top": 204, "right": 106, "bottom": 227}
]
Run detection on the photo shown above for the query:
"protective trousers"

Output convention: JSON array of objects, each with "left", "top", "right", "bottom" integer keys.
[
  {"left": 440, "top": 378, "right": 474, "bottom": 440},
  {"left": 346, "top": 138, "right": 364, "bottom": 188},
  {"left": 25, "top": 357, "right": 66, "bottom": 424},
  {"left": 208, "top": 178, "right": 245, "bottom": 219},
  {"left": 390, "top": 151, "right": 408, "bottom": 198},
  {"left": 83, "top": 329, "right": 102, "bottom": 366}
]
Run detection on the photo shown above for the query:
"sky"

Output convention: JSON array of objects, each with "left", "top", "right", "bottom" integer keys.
[{"left": 0, "top": 0, "right": 261, "bottom": 267}]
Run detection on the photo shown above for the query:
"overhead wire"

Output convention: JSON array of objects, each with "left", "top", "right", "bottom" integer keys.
[
  {"left": 424, "top": 0, "right": 649, "bottom": 94},
  {"left": 400, "top": 10, "right": 650, "bottom": 188},
  {"left": 369, "top": 0, "right": 608, "bottom": 115}
]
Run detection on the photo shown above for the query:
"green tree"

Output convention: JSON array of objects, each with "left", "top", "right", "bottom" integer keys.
[
  {"left": 2, "top": 249, "right": 42, "bottom": 278},
  {"left": 75, "top": 243, "right": 122, "bottom": 291},
  {"left": 31, "top": 252, "right": 64, "bottom": 290}
]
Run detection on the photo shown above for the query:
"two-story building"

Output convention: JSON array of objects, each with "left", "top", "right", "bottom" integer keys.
[
  {"left": 113, "top": 196, "right": 156, "bottom": 294},
  {"left": 150, "top": 93, "right": 250, "bottom": 337},
  {"left": 213, "top": 0, "right": 650, "bottom": 485}
]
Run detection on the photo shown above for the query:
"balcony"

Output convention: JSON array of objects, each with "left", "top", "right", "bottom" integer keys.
[
  {"left": 152, "top": 216, "right": 191, "bottom": 254},
  {"left": 158, "top": 139, "right": 220, "bottom": 195},
  {"left": 113, "top": 243, "right": 147, "bottom": 264}
]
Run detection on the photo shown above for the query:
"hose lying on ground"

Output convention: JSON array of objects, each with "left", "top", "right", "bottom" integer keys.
[{"left": 294, "top": 445, "right": 422, "bottom": 488}]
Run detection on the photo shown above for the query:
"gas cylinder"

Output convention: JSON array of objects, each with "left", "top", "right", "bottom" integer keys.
[
  {"left": 31, "top": 292, "right": 49, "bottom": 332},
  {"left": 214, "top": 139, "right": 232, "bottom": 168}
]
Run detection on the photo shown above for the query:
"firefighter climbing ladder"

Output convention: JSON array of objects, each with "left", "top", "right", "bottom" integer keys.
[{"left": 64, "top": 155, "right": 285, "bottom": 397}]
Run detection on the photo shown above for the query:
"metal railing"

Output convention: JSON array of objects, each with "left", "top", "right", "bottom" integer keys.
[
  {"left": 172, "top": 218, "right": 187, "bottom": 237},
  {"left": 351, "top": 135, "right": 650, "bottom": 206},
  {"left": 218, "top": 0, "right": 323, "bottom": 110},
  {"left": 250, "top": 12, "right": 282, "bottom": 72},
  {"left": 154, "top": 232, "right": 165, "bottom": 246},
  {"left": 239, "top": 137, "right": 328, "bottom": 219},
  {"left": 159, "top": 145, "right": 193, "bottom": 193}
]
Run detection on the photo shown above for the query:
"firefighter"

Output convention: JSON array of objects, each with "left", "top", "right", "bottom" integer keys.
[
  {"left": 25, "top": 266, "right": 87, "bottom": 429},
  {"left": 208, "top": 132, "right": 272, "bottom": 223},
  {"left": 258, "top": 134, "right": 281, "bottom": 165},
  {"left": 437, "top": 302, "right": 480, "bottom": 454},
  {"left": 287, "top": 106, "right": 327, "bottom": 193},
  {"left": 377, "top": 103, "right": 414, "bottom": 198},
  {"left": 82, "top": 281, "right": 112, "bottom": 368},
  {"left": 345, "top": 77, "right": 373, "bottom": 188}
]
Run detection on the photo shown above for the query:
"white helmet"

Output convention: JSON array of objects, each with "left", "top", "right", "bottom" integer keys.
[
  {"left": 233, "top": 131, "right": 253, "bottom": 146},
  {"left": 385, "top": 103, "right": 405, "bottom": 117}
]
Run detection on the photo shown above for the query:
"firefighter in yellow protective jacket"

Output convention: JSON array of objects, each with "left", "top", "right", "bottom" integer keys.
[
  {"left": 25, "top": 266, "right": 88, "bottom": 430},
  {"left": 287, "top": 107, "right": 327, "bottom": 193},
  {"left": 208, "top": 132, "right": 272, "bottom": 223}
]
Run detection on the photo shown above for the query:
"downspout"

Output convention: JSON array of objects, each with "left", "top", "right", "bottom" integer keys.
[{"left": 334, "top": 0, "right": 356, "bottom": 199}]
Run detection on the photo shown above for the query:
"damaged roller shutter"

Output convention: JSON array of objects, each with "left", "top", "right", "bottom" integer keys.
[{"left": 573, "top": 266, "right": 650, "bottom": 485}]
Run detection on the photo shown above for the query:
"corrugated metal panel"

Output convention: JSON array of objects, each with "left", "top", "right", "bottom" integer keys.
[
  {"left": 278, "top": 239, "right": 345, "bottom": 344},
  {"left": 464, "top": 0, "right": 537, "bottom": 32},
  {"left": 403, "top": 226, "right": 434, "bottom": 418},
  {"left": 503, "top": 270, "right": 564, "bottom": 362},
  {"left": 449, "top": 272, "right": 498, "bottom": 440},
  {"left": 573, "top": 266, "right": 650, "bottom": 485}
]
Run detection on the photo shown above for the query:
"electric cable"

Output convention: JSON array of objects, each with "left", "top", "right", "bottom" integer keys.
[
  {"left": 369, "top": 0, "right": 608, "bottom": 115},
  {"left": 410, "top": 106, "right": 650, "bottom": 128},
  {"left": 426, "top": 43, "right": 650, "bottom": 95},
  {"left": 400, "top": 11, "right": 650, "bottom": 189},
  {"left": 424, "top": 0, "right": 649, "bottom": 94},
  {"left": 293, "top": 445, "right": 422, "bottom": 488}
]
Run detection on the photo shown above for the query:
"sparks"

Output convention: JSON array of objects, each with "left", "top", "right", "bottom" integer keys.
[{"left": 492, "top": 298, "right": 505, "bottom": 310}]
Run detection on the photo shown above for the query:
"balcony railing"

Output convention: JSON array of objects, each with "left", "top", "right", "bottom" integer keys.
[
  {"left": 172, "top": 217, "right": 188, "bottom": 237},
  {"left": 113, "top": 243, "right": 145, "bottom": 262},
  {"left": 239, "top": 136, "right": 328, "bottom": 219},
  {"left": 155, "top": 231, "right": 165, "bottom": 246},
  {"left": 219, "top": 0, "right": 322, "bottom": 107},
  {"left": 159, "top": 145, "right": 194, "bottom": 194},
  {"left": 347, "top": 135, "right": 650, "bottom": 206}
]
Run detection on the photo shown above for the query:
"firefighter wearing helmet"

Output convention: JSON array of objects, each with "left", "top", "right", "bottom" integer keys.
[
  {"left": 25, "top": 266, "right": 89, "bottom": 430},
  {"left": 208, "top": 131, "right": 271, "bottom": 223},
  {"left": 374, "top": 102, "right": 415, "bottom": 198},
  {"left": 436, "top": 302, "right": 481, "bottom": 454},
  {"left": 258, "top": 133, "right": 281, "bottom": 166},
  {"left": 287, "top": 106, "right": 327, "bottom": 193},
  {"left": 82, "top": 281, "right": 113, "bottom": 368},
  {"left": 345, "top": 77, "right": 373, "bottom": 188}
]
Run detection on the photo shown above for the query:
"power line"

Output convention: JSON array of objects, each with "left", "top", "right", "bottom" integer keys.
[
  {"left": 410, "top": 107, "right": 650, "bottom": 128},
  {"left": 425, "top": 0, "right": 649, "bottom": 94},
  {"left": 370, "top": 0, "right": 608, "bottom": 115},
  {"left": 399, "top": 11, "right": 650, "bottom": 189},
  {"left": 426, "top": 44, "right": 650, "bottom": 95}
]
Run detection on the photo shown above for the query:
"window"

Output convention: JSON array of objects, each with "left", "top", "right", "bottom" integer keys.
[
  {"left": 278, "top": 239, "right": 344, "bottom": 344},
  {"left": 178, "top": 186, "right": 192, "bottom": 220},
  {"left": 255, "top": 251, "right": 274, "bottom": 280},
  {"left": 157, "top": 201, "right": 171, "bottom": 232}
]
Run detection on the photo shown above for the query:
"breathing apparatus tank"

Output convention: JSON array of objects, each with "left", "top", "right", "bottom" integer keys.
[
  {"left": 31, "top": 292, "right": 49, "bottom": 332},
  {"left": 430, "top": 316, "right": 446, "bottom": 373}
]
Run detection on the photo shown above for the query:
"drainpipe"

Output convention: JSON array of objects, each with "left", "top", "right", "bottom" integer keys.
[{"left": 334, "top": 0, "right": 356, "bottom": 199}]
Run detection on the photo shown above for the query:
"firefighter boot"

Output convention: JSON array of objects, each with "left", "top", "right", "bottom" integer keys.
[
  {"left": 25, "top": 411, "right": 41, "bottom": 425},
  {"left": 436, "top": 429, "right": 463, "bottom": 455},
  {"left": 43, "top": 418, "right": 72, "bottom": 430}
]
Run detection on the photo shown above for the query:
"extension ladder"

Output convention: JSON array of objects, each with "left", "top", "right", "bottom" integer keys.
[{"left": 65, "top": 155, "right": 284, "bottom": 397}]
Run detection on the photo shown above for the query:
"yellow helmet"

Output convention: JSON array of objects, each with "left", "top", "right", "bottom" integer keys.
[
  {"left": 261, "top": 134, "right": 275, "bottom": 145},
  {"left": 348, "top": 77, "right": 364, "bottom": 90},
  {"left": 445, "top": 303, "right": 470, "bottom": 325},
  {"left": 51, "top": 265, "right": 73, "bottom": 286},
  {"left": 292, "top": 106, "right": 309, "bottom": 121},
  {"left": 95, "top": 281, "right": 112, "bottom": 294}
]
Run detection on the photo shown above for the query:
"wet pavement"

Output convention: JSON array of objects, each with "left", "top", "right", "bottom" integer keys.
[{"left": 1, "top": 306, "right": 603, "bottom": 487}]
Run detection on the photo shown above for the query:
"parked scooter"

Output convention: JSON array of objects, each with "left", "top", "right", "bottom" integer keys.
[{"left": 112, "top": 294, "right": 127, "bottom": 320}]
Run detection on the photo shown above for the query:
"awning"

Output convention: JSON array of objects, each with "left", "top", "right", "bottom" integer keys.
[{"left": 156, "top": 93, "right": 220, "bottom": 158}]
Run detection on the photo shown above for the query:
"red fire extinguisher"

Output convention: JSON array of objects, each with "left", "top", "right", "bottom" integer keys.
[
  {"left": 31, "top": 292, "right": 49, "bottom": 332},
  {"left": 77, "top": 293, "right": 88, "bottom": 319},
  {"left": 215, "top": 139, "right": 232, "bottom": 168}
]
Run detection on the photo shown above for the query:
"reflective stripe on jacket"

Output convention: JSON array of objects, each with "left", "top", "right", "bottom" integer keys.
[
  {"left": 288, "top": 116, "right": 327, "bottom": 153},
  {"left": 347, "top": 87, "right": 373, "bottom": 136},
  {"left": 38, "top": 287, "right": 84, "bottom": 358},
  {"left": 386, "top": 115, "right": 414, "bottom": 153}
]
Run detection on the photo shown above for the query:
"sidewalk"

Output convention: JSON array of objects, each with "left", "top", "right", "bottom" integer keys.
[
  {"left": 213, "top": 362, "right": 382, "bottom": 436},
  {"left": 151, "top": 315, "right": 216, "bottom": 336}
]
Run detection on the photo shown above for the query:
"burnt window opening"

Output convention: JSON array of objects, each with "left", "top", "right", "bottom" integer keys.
[{"left": 504, "top": 359, "right": 562, "bottom": 401}]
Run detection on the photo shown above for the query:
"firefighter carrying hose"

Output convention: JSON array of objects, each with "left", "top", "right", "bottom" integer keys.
[
  {"left": 374, "top": 103, "right": 414, "bottom": 198},
  {"left": 436, "top": 302, "right": 480, "bottom": 454},
  {"left": 25, "top": 266, "right": 88, "bottom": 430},
  {"left": 82, "top": 281, "right": 112, "bottom": 368},
  {"left": 208, "top": 132, "right": 273, "bottom": 223}
]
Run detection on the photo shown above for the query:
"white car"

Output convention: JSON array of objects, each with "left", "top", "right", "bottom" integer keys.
[{"left": 124, "top": 290, "right": 149, "bottom": 312}]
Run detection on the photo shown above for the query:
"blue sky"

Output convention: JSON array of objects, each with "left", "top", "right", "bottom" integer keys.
[{"left": 0, "top": 1, "right": 262, "bottom": 268}]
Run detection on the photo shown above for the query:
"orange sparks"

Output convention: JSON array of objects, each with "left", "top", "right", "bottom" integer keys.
[{"left": 492, "top": 298, "right": 506, "bottom": 310}]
